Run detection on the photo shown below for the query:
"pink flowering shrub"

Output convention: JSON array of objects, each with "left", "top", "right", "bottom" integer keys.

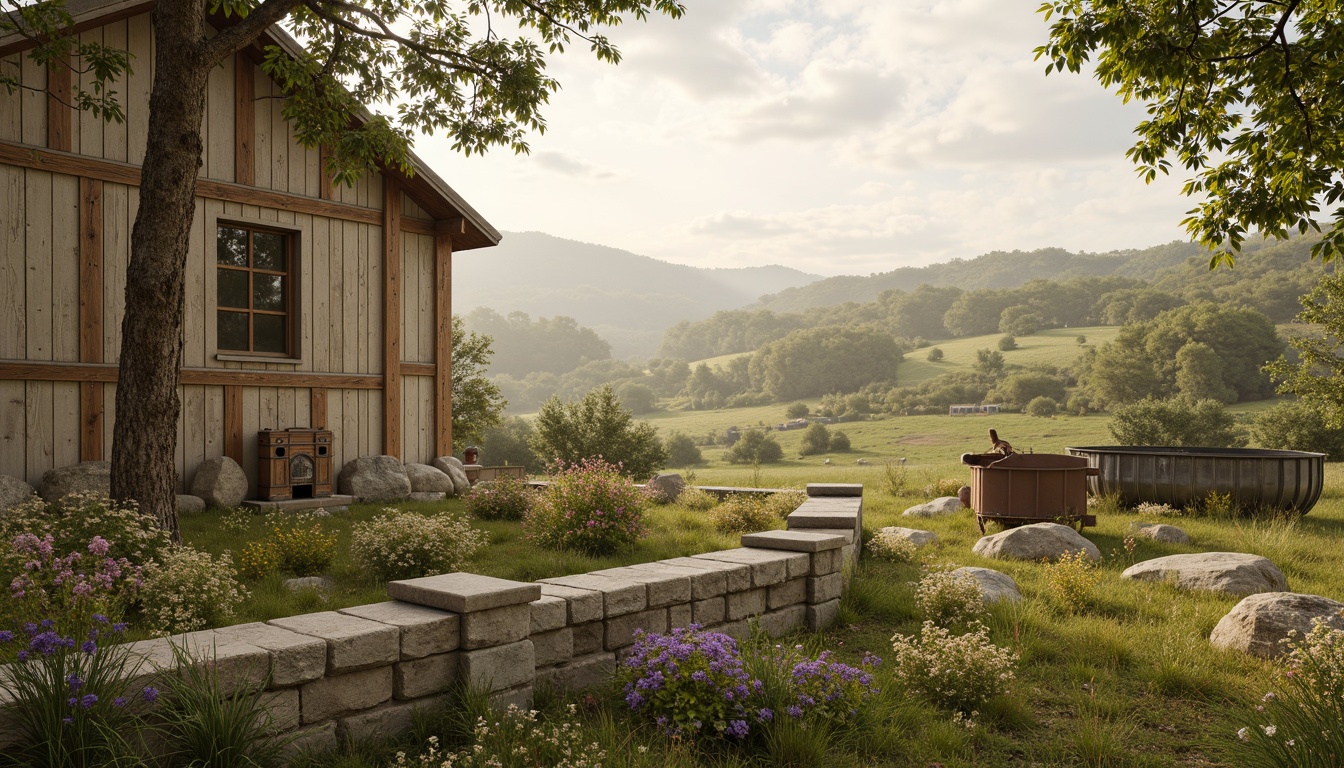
[
  {"left": 3, "top": 533, "right": 143, "bottom": 629},
  {"left": 524, "top": 458, "right": 649, "bottom": 555},
  {"left": 464, "top": 475, "right": 538, "bottom": 521}
]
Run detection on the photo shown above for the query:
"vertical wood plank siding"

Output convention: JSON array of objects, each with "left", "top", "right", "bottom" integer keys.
[
  {"left": 79, "top": 178, "right": 104, "bottom": 460},
  {"left": 382, "top": 179, "right": 402, "bottom": 458}
]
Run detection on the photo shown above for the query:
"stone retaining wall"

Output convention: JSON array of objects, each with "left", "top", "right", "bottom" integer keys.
[{"left": 0, "top": 483, "right": 863, "bottom": 755}]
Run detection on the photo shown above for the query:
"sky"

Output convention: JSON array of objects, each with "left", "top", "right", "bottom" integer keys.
[{"left": 417, "top": 0, "right": 1198, "bottom": 277}]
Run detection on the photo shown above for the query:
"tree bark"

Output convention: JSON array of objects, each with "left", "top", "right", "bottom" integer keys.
[{"left": 110, "top": 0, "right": 212, "bottom": 541}]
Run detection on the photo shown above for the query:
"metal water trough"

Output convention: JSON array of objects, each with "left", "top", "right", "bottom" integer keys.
[
  {"left": 1065, "top": 446, "right": 1325, "bottom": 514},
  {"left": 963, "top": 452, "right": 1098, "bottom": 533}
]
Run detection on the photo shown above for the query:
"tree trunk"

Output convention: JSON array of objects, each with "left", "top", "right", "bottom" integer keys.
[{"left": 110, "top": 0, "right": 212, "bottom": 542}]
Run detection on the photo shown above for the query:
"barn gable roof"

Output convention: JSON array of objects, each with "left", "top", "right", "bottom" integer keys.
[{"left": 0, "top": 0, "right": 501, "bottom": 250}]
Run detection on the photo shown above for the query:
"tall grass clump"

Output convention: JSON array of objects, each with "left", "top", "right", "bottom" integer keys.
[
  {"left": 709, "top": 495, "right": 779, "bottom": 535},
  {"left": 1234, "top": 619, "right": 1344, "bottom": 767},
  {"left": 152, "top": 642, "right": 288, "bottom": 768},
  {"left": 1044, "top": 551, "right": 1101, "bottom": 614},
  {"left": 525, "top": 458, "right": 649, "bottom": 555}
]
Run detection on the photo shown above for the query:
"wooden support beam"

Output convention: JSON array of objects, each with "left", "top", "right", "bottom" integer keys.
[
  {"left": 435, "top": 228, "right": 453, "bottom": 457},
  {"left": 0, "top": 361, "right": 384, "bottom": 389},
  {"left": 382, "top": 178, "right": 402, "bottom": 458},
  {"left": 47, "top": 53, "right": 72, "bottom": 152},
  {"left": 79, "top": 178, "right": 104, "bottom": 460},
  {"left": 234, "top": 56, "right": 254, "bottom": 186},
  {"left": 224, "top": 385, "right": 243, "bottom": 463},
  {"left": 319, "top": 144, "right": 333, "bottom": 200},
  {"left": 310, "top": 387, "right": 328, "bottom": 429}
]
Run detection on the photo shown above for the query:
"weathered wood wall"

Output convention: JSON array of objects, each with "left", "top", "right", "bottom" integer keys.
[{"left": 0, "top": 12, "right": 453, "bottom": 493}]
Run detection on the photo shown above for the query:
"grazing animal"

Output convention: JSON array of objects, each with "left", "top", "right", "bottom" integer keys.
[
  {"left": 988, "top": 429, "right": 1014, "bottom": 456},
  {"left": 824, "top": 458, "right": 831, "bottom": 465}
]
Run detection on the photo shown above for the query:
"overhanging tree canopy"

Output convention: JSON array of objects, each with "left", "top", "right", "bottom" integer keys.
[
  {"left": 2, "top": 0, "right": 684, "bottom": 539},
  {"left": 1036, "top": 1, "right": 1344, "bottom": 265}
]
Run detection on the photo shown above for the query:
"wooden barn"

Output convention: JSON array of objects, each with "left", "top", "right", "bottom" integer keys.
[{"left": 0, "top": 0, "right": 501, "bottom": 496}]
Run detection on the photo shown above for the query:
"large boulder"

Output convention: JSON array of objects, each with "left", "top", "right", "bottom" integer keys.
[
  {"left": 0, "top": 475, "right": 37, "bottom": 512},
  {"left": 431, "top": 457, "right": 470, "bottom": 495},
  {"left": 1210, "top": 592, "right": 1344, "bottom": 659},
  {"left": 1132, "top": 523, "right": 1191, "bottom": 545},
  {"left": 950, "top": 566, "right": 1022, "bottom": 604},
  {"left": 39, "top": 461, "right": 111, "bottom": 502},
  {"left": 338, "top": 456, "right": 412, "bottom": 502},
  {"left": 646, "top": 473, "right": 685, "bottom": 504},
  {"left": 405, "top": 463, "right": 454, "bottom": 494},
  {"left": 176, "top": 495, "right": 207, "bottom": 514},
  {"left": 902, "top": 497, "right": 964, "bottom": 518},
  {"left": 1121, "top": 552, "right": 1287, "bottom": 596},
  {"left": 189, "top": 456, "right": 249, "bottom": 508},
  {"left": 972, "top": 522, "right": 1100, "bottom": 562},
  {"left": 876, "top": 526, "right": 939, "bottom": 548}
]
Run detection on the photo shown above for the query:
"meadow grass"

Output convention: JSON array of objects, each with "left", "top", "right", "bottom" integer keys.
[{"left": 264, "top": 459, "right": 1344, "bottom": 767}]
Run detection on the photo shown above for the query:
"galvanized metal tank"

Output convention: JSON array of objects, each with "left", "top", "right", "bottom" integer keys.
[{"left": 1064, "top": 446, "right": 1325, "bottom": 514}]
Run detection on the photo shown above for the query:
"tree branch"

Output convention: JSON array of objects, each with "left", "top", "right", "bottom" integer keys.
[{"left": 199, "top": 0, "right": 309, "bottom": 66}]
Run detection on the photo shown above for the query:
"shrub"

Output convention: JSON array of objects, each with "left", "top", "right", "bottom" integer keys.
[
  {"left": 1134, "top": 501, "right": 1178, "bottom": 518},
  {"left": 882, "top": 460, "right": 909, "bottom": 495},
  {"left": 677, "top": 487, "right": 719, "bottom": 511},
  {"left": 463, "top": 475, "right": 538, "bottom": 521},
  {"left": 914, "top": 566, "right": 986, "bottom": 628},
  {"left": 1044, "top": 551, "right": 1100, "bottom": 613},
  {"left": 927, "top": 347, "right": 944, "bottom": 362},
  {"left": 4, "top": 534, "right": 144, "bottom": 634},
  {"left": 709, "top": 496, "right": 778, "bottom": 535},
  {"left": 998, "top": 335, "right": 1018, "bottom": 351},
  {"left": 868, "top": 529, "right": 918, "bottom": 562},
  {"left": 237, "top": 541, "right": 278, "bottom": 581},
  {"left": 525, "top": 458, "right": 649, "bottom": 555},
  {"left": 725, "top": 428, "right": 785, "bottom": 464},
  {"left": 1235, "top": 620, "right": 1344, "bottom": 767},
  {"left": 0, "top": 493, "right": 169, "bottom": 581},
  {"left": 1026, "top": 396, "right": 1058, "bottom": 418},
  {"left": 785, "top": 402, "right": 810, "bottom": 419},
  {"left": 351, "top": 508, "right": 487, "bottom": 582},
  {"left": 620, "top": 626, "right": 763, "bottom": 739},
  {"left": 531, "top": 385, "right": 667, "bottom": 479},
  {"left": 761, "top": 489, "right": 806, "bottom": 519},
  {"left": 140, "top": 546, "right": 248, "bottom": 633},
  {"left": 830, "top": 430, "right": 852, "bottom": 452},
  {"left": 479, "top": 416, "right": 543, "bottom": 473},
  {"left": 890, "top": 620, "right": 1018, "bottom": 712},
  {"left": 1253, "top": 400, "right": 1344, "bottom": 460},
  {"left": 664, "top": 431, "right": 703, "bottom": 467},
  {"left": 800, "top": 423, "right": 831, "bottom": 456},
  {"left": 780, "top": 648, "right": 880, "bottom": 723},
  {"left": 266, "top": 512, "right": 337, "bottom": 576},
  {"left": 1107, "top": 396, "right": 1248, "bottom": 447},
  {"left": 1076, "top": 335, "right": 1087, "bottom": 345},
  {"left": 395, "top": 705, "right": 605, "bottom": 768}
]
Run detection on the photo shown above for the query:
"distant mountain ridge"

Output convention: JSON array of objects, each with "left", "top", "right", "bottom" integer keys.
[
  {"left": 752, "top": 241, "right": 1215, "bottom": 313},
  {"left": 452, "top": 231, "right": 822, "bottom": 356}
]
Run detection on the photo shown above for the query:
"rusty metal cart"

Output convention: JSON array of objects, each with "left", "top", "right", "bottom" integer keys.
[{"left": 962, "top": 452, "right": 1099, "bottom": 533}]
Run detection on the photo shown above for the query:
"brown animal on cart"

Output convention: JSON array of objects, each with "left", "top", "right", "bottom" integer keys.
[{"left": 988, "top": 429, "right": 1014, "bottom": 456}]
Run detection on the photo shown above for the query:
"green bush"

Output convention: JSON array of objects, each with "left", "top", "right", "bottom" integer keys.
[
  {"left": 463, "top": 475, "right": 538, "bottom": 521},
  {"left": 799, "top": 423, "right": 831, "bottom": 455},
  {"left": 927, "top": 347, "right": 944, "bottom": 362},
  {"left": 785, "top": 402, "right": 810, "bottom": 419},
  {"left": 1108, "top": 397, "right": 1248, "bottom": 447},
  {"left": 1253, "top": 400, "right": 1344, "bottom": 459},
  {"left": 479, "top": 416, "right": 543, "bottom": 473},
  {"left": 830, "top": 430, "right": 851, "bottom": 452},
  {"left": 351, "top": 508, "right": 487, "bottom": 581},
  {"left": 997, "top": 335, "right": 1018, "bottom": 351},
  {"left": 531, "top": 385, "right": 667, "bottom": 479},
  {"left": 890, "top": 621, "right": 1018, "bottom": 712},
  {"left": 677, "top": 487, "right": 719, "bottom": 511},
  {"left": 664, "top": 431, "right": 703, "bottom": 468},
  {"left": 524, "top": 458, "right": 649, "bottom": 555},
  {"left": 1026, "top": 396, "right": 1058, "bottom": 418},
  {"left": 724, "top": 429, "right": 784, "bottom": 464}
]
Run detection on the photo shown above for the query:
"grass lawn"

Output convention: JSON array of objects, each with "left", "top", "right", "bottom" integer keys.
[{"left": 277, "top": 461, "right": 1344, "bottom": 767}]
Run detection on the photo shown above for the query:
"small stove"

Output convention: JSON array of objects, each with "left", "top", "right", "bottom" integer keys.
[{"left": 258, "top": 428, "right": 333, "bottom": 501}]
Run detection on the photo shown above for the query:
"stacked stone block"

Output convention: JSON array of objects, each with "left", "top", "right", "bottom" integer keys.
[{"left": 785, "top": 483, "right": 864, "bottom": 568}]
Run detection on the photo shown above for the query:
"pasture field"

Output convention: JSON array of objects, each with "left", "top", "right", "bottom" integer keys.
[{"left": 898, "top": 325, "right": 1121, "bottom": 386}]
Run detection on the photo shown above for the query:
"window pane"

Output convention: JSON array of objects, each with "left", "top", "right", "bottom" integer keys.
[
  {"left": 253, "top": 314, "right": 287, "bottom": 354},
  {"left": 253, "top": 232, "right": 286, "bottom": 271},
  {"left": 218, "top": 268, "right": 249, "bottom": 308},
  {"left": 217, "top": 227, "right": 248, "bottom": 266},
  {"left": 254, "top": 274, "right": 285, "bottom": 311},
  {"left": 218, "top": 311, "right": 248, "bottom": 350}
]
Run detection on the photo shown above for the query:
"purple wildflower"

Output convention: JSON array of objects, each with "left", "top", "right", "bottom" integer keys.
[
  {"left": 0, "top": 630, "right": 12, "bottom": 643},
  {"left": 81, "top": 640, "right": 97, "bottom": 654},
  {"left": 142, "top": 686, "right": 159, "bottom": 703},
  {"left": 67, "top": 674, "right": 83, "bottom": 690},
  {"left": 80, "top": 694, "right": 98, "bottom": 709},
  {"left": 112, "top": 697, "right": 126, "bottom": 708}
]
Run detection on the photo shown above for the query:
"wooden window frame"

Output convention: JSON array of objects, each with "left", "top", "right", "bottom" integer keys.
[{"left": 215, "top": 221, "right": 297, "bottom": 359}]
